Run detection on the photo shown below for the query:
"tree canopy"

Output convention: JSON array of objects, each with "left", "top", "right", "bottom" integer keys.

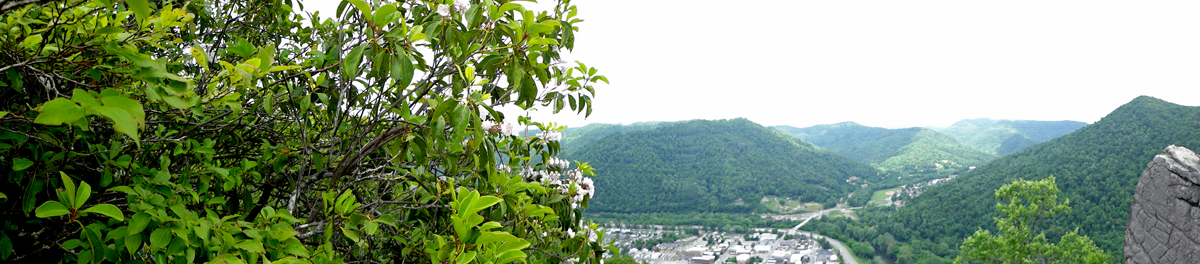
[
  {"left": 0, "top": 0, "right": 610, "bottom": 263},
  {"left": 956, "top": 176, "right": 1109, "bottom": 264}
]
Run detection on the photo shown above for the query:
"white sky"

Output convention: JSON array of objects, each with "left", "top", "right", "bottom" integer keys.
[{"left": 306, "top": 0, "right": 1200, "bottom": 129}]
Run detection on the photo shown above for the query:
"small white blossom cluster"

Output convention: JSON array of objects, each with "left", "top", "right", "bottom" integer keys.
[
  {"left": 520, "top": 168, "right": 560, "bottom": 182},
  {"left": 436, "top": 4, "right": 450, "bottom": 16},
  {"left": 483, "top": 121, "right": 518, "bottom": 137},
  {"left": 454, "top": 0, "right": 469, "bottom": 13},
  {"left": 547, "top": 157, "right": 570, "bottom": 168},
  {"left": 566, "top": 222, "right": 599, "bottom": 242},
  {"left": 536, "top": 131, "right": 562, "bottom": 141},
  {"left": 436, "top": 1, "right": 469, "bottom": 17},
  {"left": 518, "top": 165, "right": 595, "bottom": 206},
  {"left": 496, "top": 164, "right": 512, "bottom": 173},
  {"left": 571, "top": 172, "right": 595, "bottom": 202}
]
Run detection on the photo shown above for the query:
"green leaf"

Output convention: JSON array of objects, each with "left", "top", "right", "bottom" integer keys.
[
  {"left": 81, "top": 204, "right": 124, "bottom": 221},
  {"left": 107, "top": 186, "right": 134, "bottom": 195},
  {"left": 100, "top": 93, "right": 145, "bottom": 125},
  {"left": 466, "top": 196, "right": 502, "bottom": 217},
  {"left": 282, "top": 241, "right": 309, "bottom": 257},
  {"left": 74, "top": 180, "right": 91, "bottom": 210},
  {"left": 124, "top": 232, "right": 142, "bottom": 255},
  {"left": 363, "top": 220, "right": 378, "bottom": 235},
  {"left": 72, "top": 89, "right": 101, "bottom": 107},
  {"left": 209, "top": 167, "right": 229, "bottom": 177},
  {"left": 127, "top": 0, "right": 150, "bottom": 24},
  {"left": 96, "top": 27, "right": 123, "bottom": 34},
  {"left": 498, "top": 3, "right": 521, "bottom": 14},
  {"left": 342, "top": 45, "right": 363, "bottom": 78},
  {"left": 128, "top": 213, "right": 151, "bottom": 234},
  {"left": 455, "top": 250, "right": 476, "bottom": 264},
  {"left": 234, "top": 240, "right": 265, "bottom": 253},
  {"left": 11, "top": 158, "right": 33, "bottom": 171},
  {"left": 268, "top": 65, "right": 300, "bottom": 73},
  {"left": 476, "top": 231, "right": 520, "bottom": 246},
  {"left": 5, "top": 71, "right": 22, "bottom": 92},
  {"left": 22, "top": 35, "right": 42, "bottom": 49},
  {"left": 391, "top": 53, "right": 415, "bottom": 88},
  {"left": 342, "top": 227, "right": 362, "bottom": 243},
  {"left": 162, "top": 96, "right": 189, "bottom": 109},
  {"left": 114, "top": 154, "right": 132, "bottom": 168},
  {"left": 227, "top": 38, "right": 258, "bottom": 57},
  {"left": 374, "top": 3, "right": 398, "bottom": 26},
  {"left": 528, "top": 37, "right": 559, "bottom": 45},
  {"left": 0, "top": 233, "right": 12, "bottom": 259},
  {"left": 34, "top": 201, "right": 70, "bottom": 218},
  {"left": 59, "top": 172, "right": 77, "bottom": 208},
  {"left": 33, "top": 98, "right": 84, "bottom": 126},
  {"left": 345, "top": 0, "right": 373, "bottom": 21},
  {"left": 91, "top": 105, "right": 139, "bottom": 142},
  {"left": 150, "top": 228, "right": 171, "bottom": 250}
]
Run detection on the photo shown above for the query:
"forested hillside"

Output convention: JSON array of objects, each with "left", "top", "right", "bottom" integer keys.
[
  {"left": 932, "top": 118, "right": 1088, "bottom": 155},
  {"left": 557, "top": 122, "right": 671, "bottom": 155},
  {"left": 567, "top": 118, "right": 877, "bottom": 213},
  {"left": 887, "top": 96, "right": 1200, "bottom": 257},
  {"left": 774, "top": 122, "right": 995, "bottom": 172}
]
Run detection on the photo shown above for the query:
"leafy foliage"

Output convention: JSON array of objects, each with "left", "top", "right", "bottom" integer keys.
[
  {"left": 956, "top": 176, "right": 1109, "bottom": 264},
  {"left": 0, "top": 0, "right": 610, "bottom": 263},
  {"left": 567, "top": 119, "right": 876, "bottom": 213},
  {"left": 931, "top": 119, "right": 1088, "bottom": 156}
]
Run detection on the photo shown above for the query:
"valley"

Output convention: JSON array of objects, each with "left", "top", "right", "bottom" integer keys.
[{"left": 581, "top": 96, "right": 1198, "bottom": 263}]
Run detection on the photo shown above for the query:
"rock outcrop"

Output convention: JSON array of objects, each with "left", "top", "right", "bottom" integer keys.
[{"left": 1125, "top": 145, "right": 1200, "bottom": 263}]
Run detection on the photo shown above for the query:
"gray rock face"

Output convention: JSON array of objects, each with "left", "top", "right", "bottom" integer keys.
[{"left": 1125, "top": 145, "right": 1200, "bottom": 263}]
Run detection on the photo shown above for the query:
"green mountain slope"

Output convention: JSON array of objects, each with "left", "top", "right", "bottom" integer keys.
[
  {"left": 889, "top": 96, "right": 1200, "bottom": 255},
  {"left": 567, "top": 118, "right": 877, "bottom": 213},
  {"left": 558, "top": 122, "right": 671, "bottom": 156},
  {"left": 931, "top": 118, "right": 1088, "bottom": 155},
  {"left": 774, "top": 122, "right": 995, "bottom": 172}
]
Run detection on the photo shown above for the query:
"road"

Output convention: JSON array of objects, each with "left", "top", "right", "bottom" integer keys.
[
  {"left": 824, "top": 234, "right": 859, "bottom": 264},
  {"left": 787, "top": 204, "right": 861, "bottom": 264}
]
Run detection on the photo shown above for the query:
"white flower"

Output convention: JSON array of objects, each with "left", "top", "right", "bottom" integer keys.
[
  {"left": 574, "top": 176, "right": 594, "bottom": 202},
  {"left": 454, "top": 0, "right": 469, "bottom": 13},
  {"left": 547, "top": 157, "right": 570, "bottom": 168},
  {"left": 484, "top": 121, "right": 519, "bottom": 137},
  {"left": 496, "top": 164, "right": 511, "bottom": 173},
  {"left": 536, "top": 131, "right": 562, "bottom": 141},
  {"left": 436, "top": 4, "right": 451, "bottom": 16},
  {"left": 502, "top": 123, "right": 517, "bottom": 136}
]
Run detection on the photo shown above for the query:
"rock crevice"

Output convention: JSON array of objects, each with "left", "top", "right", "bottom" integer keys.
[{"left": 1125, "top": 145, "right": 1200, "bottom": 263}]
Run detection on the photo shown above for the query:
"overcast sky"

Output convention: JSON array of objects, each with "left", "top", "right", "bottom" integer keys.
[{"left": 310, "top": 1, "right": 1200, "bottom": 129}]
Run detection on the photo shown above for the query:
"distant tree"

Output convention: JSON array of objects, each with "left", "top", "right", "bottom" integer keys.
[
  {"left": 605, "top": 255, "right": 648, "bottom": 264},
  {"left": 955, "top": 176, "right": 1110, "bottom": 263}
]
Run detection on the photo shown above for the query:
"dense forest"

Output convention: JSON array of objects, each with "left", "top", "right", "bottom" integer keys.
[
  {"left": 567, "top": 118, "right": 878, "bottom": 213},
  {"left": 556, "top": 122, "right": 672, "bottom": 156},
  {"left": 883, "top": 96, "right": 1200, "bottom": 259},
  {"left": 774, "top": 122, "right": 995, "bottom": 173},
  {"left": 931, "top": 118, "right": 1088, "bottom": 155}
]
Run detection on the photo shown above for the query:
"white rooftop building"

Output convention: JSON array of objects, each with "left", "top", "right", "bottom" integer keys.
[{"left": 760, "top": 233, "right": 779, "bottom": 241}]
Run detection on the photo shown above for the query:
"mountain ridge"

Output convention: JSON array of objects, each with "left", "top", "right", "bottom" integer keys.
[
  {"left": 929, "top": 118, "right": 1088, "bottom": 155},
  {"left": 773, "top": 122, "right": 995, "bottom": 174},
  {"left": 889, "top": 95, "right": 1200, "bottom": 255},
  {"left": 566, "top": 118, "right": 877, "bottom": 214}
]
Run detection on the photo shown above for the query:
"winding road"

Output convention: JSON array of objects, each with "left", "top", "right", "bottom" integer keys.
[{"left": 787, "top": 206, "right": 861, "bottom": 264}]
